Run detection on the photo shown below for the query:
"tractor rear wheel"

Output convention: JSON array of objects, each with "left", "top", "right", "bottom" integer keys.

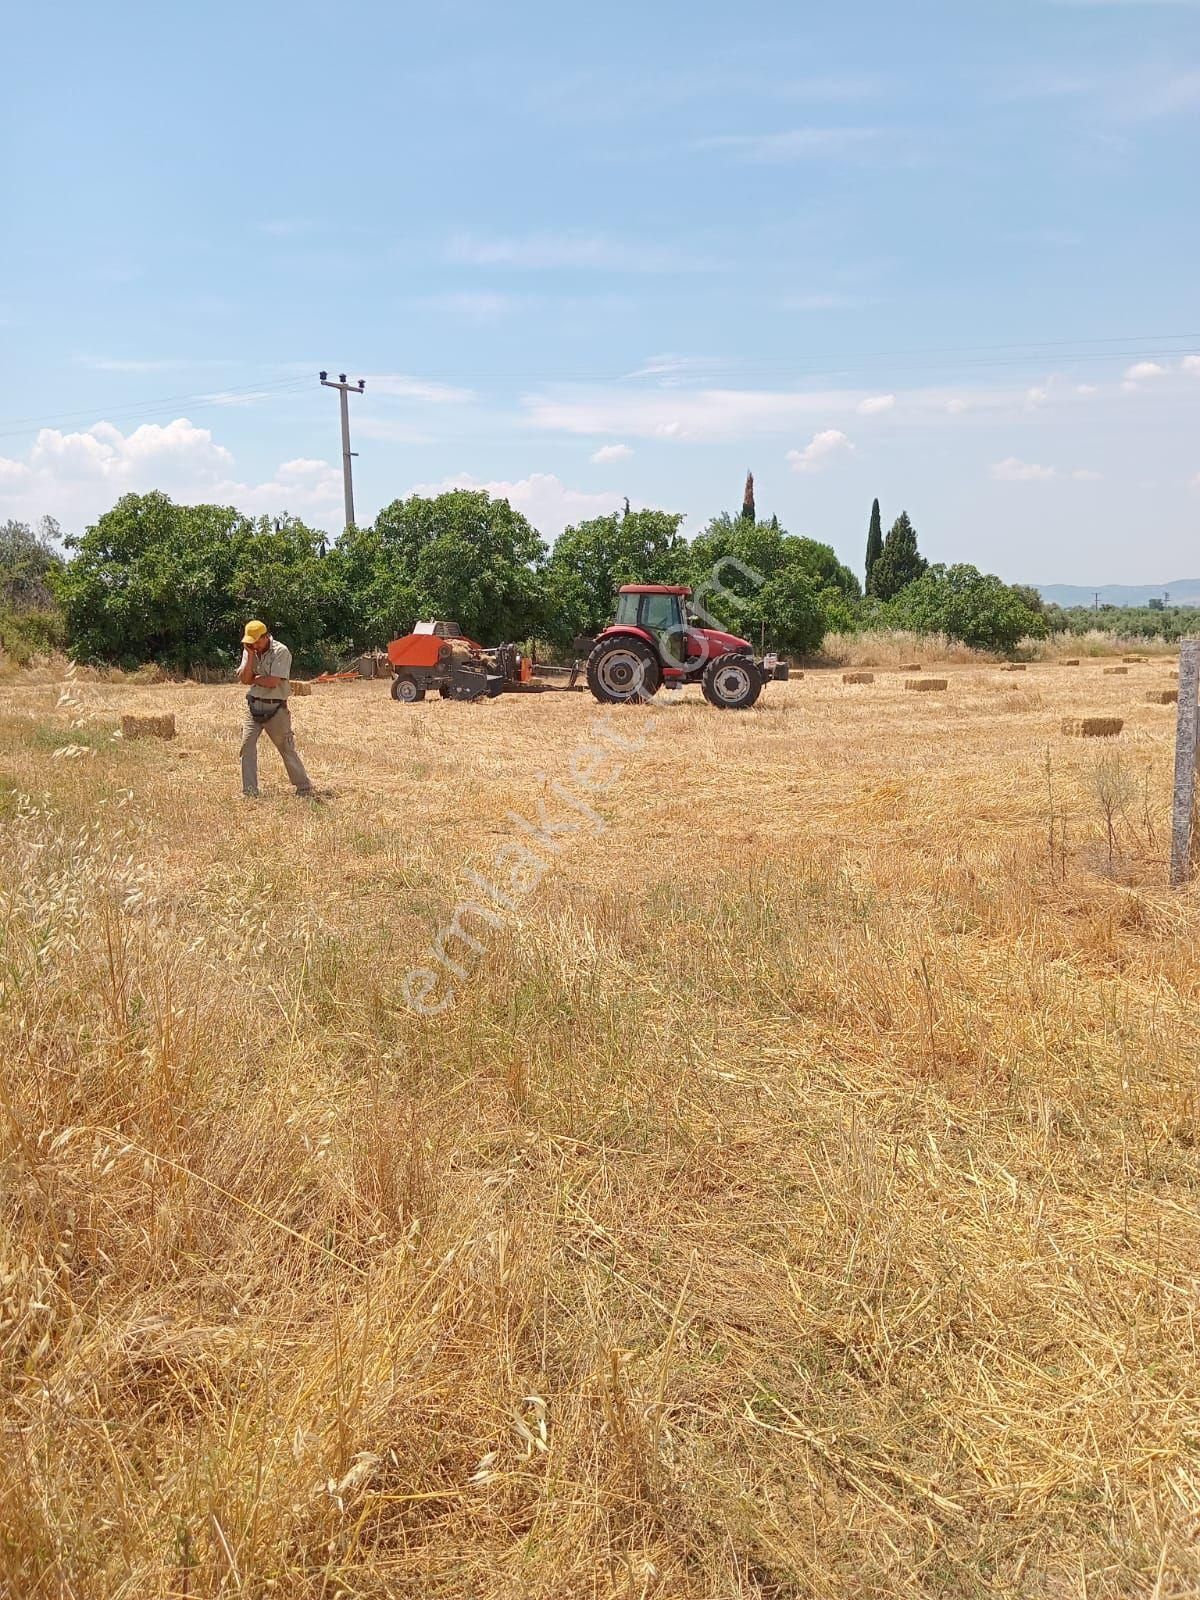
[
  {"left": 586, "top": 637, "right": 661, "bottom": 704},
  {"left": 391, "top": 672, "right": 425, "bottom": 703},
  {"left": 702, "top": 653, "right": 763, "bottom": 710}
]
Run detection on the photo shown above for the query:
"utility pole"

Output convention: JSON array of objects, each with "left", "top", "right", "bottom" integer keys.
[{"left": 319, "top": 371, "right": 365, "bottom": 529}]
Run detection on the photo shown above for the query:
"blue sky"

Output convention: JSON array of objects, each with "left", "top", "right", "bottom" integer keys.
[{"left": 2, "top": 0, "right": 1199, "bottom": 584}]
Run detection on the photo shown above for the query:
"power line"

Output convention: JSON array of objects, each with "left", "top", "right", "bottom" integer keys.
[{"left": 0, "top": 374, "right": 310, "bottom": 441}]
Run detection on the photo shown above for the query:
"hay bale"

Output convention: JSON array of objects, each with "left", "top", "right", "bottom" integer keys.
[
  {"left": 1145, "top": 689, "right": 1178, "bottom": 705},
  {"left": 1103, "top": 666, "right": 1128, "bottom": 676},
  {"left": 1061, "top": 717, "right": 1123, "bottom": 738},
  {"left": 899, "top": 662, "right": 922, "bottom": 671},
  {"left": 842, "top": 671, "right": 874, "bottom": 685},
  {"left": 1122, "top": 655, "right": 1145, "bottom": 664},
  {"left": 1001, "top": 664, "right": 1026, "bottom": 672},
  {"left": 906, "top": 678, "right": 947, "bottom": 692},
  {"left": 1061, "top": 658, "right": 1080, "bottom": 666},
  {"left": 121, "top": 714, "right": 175, "bottom": 741},
  {"left": 289, "top": 680, "right": 312, "bottom": 697}
]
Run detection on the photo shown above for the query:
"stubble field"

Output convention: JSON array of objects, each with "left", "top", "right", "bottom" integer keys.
[{"left": 1, "top": 658, "right": 1197, "bottom": 1599}]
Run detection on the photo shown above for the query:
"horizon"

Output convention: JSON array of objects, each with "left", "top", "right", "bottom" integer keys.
[{"left": 3, "top": 0, "right": 1199, "bottom": 583}]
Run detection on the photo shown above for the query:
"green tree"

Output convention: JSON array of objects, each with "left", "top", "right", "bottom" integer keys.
[
  {"left": 53, "top": 492, "right": 337, "bottom": 671},
  {"left": 864, "top": 498, "right": 884, "bottom": 594},
  {"left": 685, "top": 512, "right": 860, "bottom": 655},
  {"left": 1, "top": 517, "right": 63, "bottom": 608},
  {"left": 333, "top": 490, "right": 547, "bottom": 649},
  {"left": 542, "top": 505, "right": 687, "bottom": 644},
  {"left": 870, "top": 510, "right": 926, "bottom": 601},
  {"left": 0, "top": 517, "right": 65, "bottom": 664},
  {"left": 741, "top": 471, "right": 755, "bottom": 523},
  {"left": 885, "top": 564, "right": 1048, "bottom": 653}
]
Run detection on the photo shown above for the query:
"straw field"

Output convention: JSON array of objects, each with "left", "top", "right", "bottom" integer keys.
[{"left": 1, "top": 656, "right": 1197, "bottom": 1599}]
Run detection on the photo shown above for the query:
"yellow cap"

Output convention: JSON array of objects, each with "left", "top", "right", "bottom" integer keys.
[{"left": 242, "top": 620, "right": 268, "bottom": 646}]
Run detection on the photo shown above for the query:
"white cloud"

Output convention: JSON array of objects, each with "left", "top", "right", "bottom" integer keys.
[
  {"left": 786, "top": 430, "right": 854, "bottom": 473},
  {"left": 421, "top": 291, "right": 516, "bottom": 324},
  {"left": 591, "top": 443, "right": 633, "bottom": 463},
  {"left": 78, "top": 357, "right": 204, "bottom": 374},
  {"left": 526, "top": 382, "right": 991, "bottom": 442},
  {"left": 1072, "top": 468, "right": 1103, "bottom": 481},
  {"left": 784, "top": 292, "right": 865, "bottom": 311},
  {"left": 628, "top": 353, "right": 720, "bottom": 380},
  {"left": 367, "top": 374, "right": 475, "bottom": 403},
  {"left": 218, "top": 459, "right": 343, "bottom": 516},
  {"left": 1075, "top": 383, "right": 1099, "bottom": 396},
  {"left": 991, "top": 457, "right": 1056, "bottom": 482},
  {"left": 1182, "top": 355, "right": 1200, "bottom": 374},
  {"left": 355, "top": 418, "right": 436, "bottom": 444},
  {"left": 408, "top": 473, "right": 624, "bottom": 537},
  {"left": 1124, "top": 361, "right": 1166, "bottom": 382},
  {"left": 694, "top": 128, "right": 880, "bottom": 162},
  {"left": 446, "top": 232, "right": 704, "bottom": 273},
  {"left": 0, "top": 417, "right": 342, "bottom": 531},
  {"left": 258, "top": 219, "right": 315, "bottom": 238},
  {"left": 857, "top": 393, "right": 895, "bottom": 415}
]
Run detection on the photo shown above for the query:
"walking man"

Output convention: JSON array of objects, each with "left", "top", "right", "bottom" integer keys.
[{"left": 238, "top": 620, "right": 314, "bottom": 798}]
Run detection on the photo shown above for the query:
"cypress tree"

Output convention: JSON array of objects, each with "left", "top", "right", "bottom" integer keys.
[
  {"left": 871, "top": 511, "right": 927, "bottom": 601},
  {"left": 865, "top": 497, "right": 884, "bottom": 593},
  {"left": 742, "top": 471, "right": 755, "bottom": 523}
]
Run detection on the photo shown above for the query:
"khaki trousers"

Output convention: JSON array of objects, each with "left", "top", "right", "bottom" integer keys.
[{"left": 240, "top": 704, "right": 312, "bottom": 795}]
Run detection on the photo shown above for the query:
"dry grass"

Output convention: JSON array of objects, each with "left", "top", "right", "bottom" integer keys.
[
  {"left": 1, "top": 662, "right": 1199, "bottom": 1599},
  {"left": 821, "top": 631, "right": 987, "bottom": 667}
]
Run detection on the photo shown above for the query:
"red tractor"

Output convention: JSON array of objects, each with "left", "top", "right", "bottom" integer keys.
[{"left": 583, "top": 584, "right": 787, "bottom": 710}]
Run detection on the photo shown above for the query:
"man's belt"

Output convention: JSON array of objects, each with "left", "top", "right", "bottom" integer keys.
[{"left": 246, "top": 692, "right": 284, "bottom": 724}]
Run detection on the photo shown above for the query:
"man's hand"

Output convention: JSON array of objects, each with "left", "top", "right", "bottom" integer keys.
[{"left": 237, "top": 648, "right": 256, "bottom": 686}]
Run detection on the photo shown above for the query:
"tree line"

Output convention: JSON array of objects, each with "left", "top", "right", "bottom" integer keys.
[{"left": 1, "top": 482, "right": 1063, "bottom": 672}]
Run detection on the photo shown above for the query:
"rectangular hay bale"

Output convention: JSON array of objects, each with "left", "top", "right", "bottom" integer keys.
[
  {"left": 1061, "top": 716, "right": 1123, "bottom": 738},
  {"left": 1001, "top": 664, "right": 1027, "bottom": 672},
  {"left": 121, "top": 713, "right": 176, "bottom": 740},
  {"left": 289, "top": 680, "right": 312, "bottom": 696},
  {"left": 1103, "top": 666, "right": 1128, "bottom": 675},
  {"left": 899, "top": 662, "right": 922, "bottom": 671},
  {"left": 842, "top": 671, "right": 874, "bottom": 685},
  {"left": 906, "top": 678, "right": 947, "bottom": 692},
  {"left": 1145, "top": 689, "right": 1178, "bottom": 705},
  {"left": 1061, "top": 658, "right": 1080, "bottom": 666}
]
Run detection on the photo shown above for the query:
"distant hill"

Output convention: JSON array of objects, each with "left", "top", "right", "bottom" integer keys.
[{"left": 1035, "top": 580, "right": 1200, "bottom": 608}]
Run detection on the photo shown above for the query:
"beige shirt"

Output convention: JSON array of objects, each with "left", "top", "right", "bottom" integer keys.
[{"left": 250, "top": 639, "right": 291, "bottom": 701}]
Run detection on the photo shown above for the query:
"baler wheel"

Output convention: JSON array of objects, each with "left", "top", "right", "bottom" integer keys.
[{"left": 391, "top": 672, "right": 425, "bottom": 703}]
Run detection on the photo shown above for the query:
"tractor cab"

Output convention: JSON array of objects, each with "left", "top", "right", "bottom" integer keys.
[{"left": 612, "top": 585, "right": 691, "bottom": 671}]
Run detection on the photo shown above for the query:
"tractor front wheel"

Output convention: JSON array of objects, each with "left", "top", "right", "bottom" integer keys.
[
  {"left": 586, "top": 637, "right": 661, "bottom": 704},
  {"left": 702, "top": 653, "right": 763, "bottom": 710},
  {"left": 391, "top": 672, "right": 425, "bottom": 703}
]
